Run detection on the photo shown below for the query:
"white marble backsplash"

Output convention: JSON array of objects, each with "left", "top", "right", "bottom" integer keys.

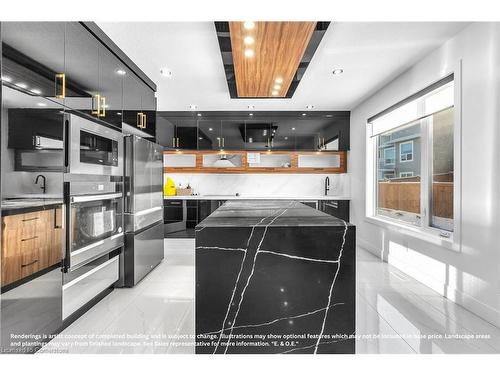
[{"left": 164, "top": 173, "right": 350, "bottom": 197}]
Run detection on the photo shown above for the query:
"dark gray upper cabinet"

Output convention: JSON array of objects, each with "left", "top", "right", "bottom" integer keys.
[
  {"left": 2, "top": 22, "right": 156, "bottom": 135},
  {"left": 64, "top": 22, "right": 99, "bottom": 117},
  {"left": 98, "top": 45, "right": 125, "bottom": 128},
  {"left": 1, "top": 22, "right": 66, "bottom": 104},
  {"left": 242, "top": 120, "right": 272, "bottom": 151},
  {"left": 123, "top": 69, "right": 156, "bottom": 137},
  {"left": 157, "top": 112, "right": 350, "bottom": 151},
  {"left": 197, "top": 119, "right": 221, "bottom": 150},
  {"left": 176, "top": 119, "right": 198, "bottom": 149},
  {"left": 221, "top": 119, "right": 246, "bottom": 150}
]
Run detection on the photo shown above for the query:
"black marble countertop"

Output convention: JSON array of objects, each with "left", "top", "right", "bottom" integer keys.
[
  {"left": 196, "top": 200, "right": 349, "bottom": 228},
  {"left": 1, "top": 198, "right": 64, "bottom": 216}
]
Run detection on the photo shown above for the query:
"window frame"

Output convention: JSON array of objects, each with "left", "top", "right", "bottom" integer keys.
[
  {"left": 399, "top": 140, "right": 414, "bottom": 162},
  {"left": 365, "top": 67, "right": 462, "bottom": 253}
]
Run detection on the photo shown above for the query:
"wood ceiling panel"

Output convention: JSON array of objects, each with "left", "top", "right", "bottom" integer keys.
[{"left": 229, "top": 22, "right": 317, "bottom": 98}]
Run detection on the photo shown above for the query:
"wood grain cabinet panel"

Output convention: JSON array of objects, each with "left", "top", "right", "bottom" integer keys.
[{"left": 1, "top": 206, "right": 63, "bottom": 287}]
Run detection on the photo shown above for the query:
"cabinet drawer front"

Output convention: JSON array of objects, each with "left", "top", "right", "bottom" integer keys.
[{"left": 63, "top": 255, "right": 119, "bottom": 320}]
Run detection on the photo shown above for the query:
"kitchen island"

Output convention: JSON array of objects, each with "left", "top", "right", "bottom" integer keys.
[{"left": 195, "top": 200, "right": 355, "bottom": 354}]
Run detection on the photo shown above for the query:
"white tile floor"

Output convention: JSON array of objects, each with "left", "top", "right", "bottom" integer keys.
[{"left": 39, "top": 239, "right": 500, "bottom": 354}]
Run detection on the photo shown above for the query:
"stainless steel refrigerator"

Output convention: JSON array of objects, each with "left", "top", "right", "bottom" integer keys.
[{"left": 119, "top": 135, "right": 164, "bottom": 287}]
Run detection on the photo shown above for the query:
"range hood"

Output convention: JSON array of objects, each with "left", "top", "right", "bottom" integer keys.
[{"left": 212, "top": 155, "right": 235, "bottom": 167}]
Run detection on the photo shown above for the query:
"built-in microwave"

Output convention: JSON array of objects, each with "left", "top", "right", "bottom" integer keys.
[{"left": 65, "top": 113, "right": 123, "bottom": 176}]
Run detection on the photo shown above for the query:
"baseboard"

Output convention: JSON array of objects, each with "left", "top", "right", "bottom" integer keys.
[{"left": 357, "top": 237, "right": 500, "bottom": 328}]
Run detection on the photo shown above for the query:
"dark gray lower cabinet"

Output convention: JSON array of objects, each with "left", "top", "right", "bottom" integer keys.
[
  {"left": 319, "top": 200, "right": 350, "bottom": 222},
  {"left": 164, "top": 199, "right": 226, "bottom": 234}
]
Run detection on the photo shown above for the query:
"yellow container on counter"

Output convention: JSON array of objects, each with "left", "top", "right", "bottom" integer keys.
[{"left": 164, "top": 177, "right": 176, "bottom": 196}]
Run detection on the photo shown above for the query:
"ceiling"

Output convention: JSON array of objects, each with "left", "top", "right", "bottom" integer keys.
[{"left": 97, "top": 22, "right": 469, "bottom": 112}]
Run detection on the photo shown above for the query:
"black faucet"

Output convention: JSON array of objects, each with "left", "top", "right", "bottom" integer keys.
[
  {"left": 35, "top": 174, "right": 46, "bottom": 194},
  {"left": 325, "top": 176, "right": 330, "bottom": 196}
]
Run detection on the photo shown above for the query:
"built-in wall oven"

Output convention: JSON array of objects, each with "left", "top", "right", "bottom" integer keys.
[
  {"left": 65, "top": 180, "right": 124, "bottom": 271},
  {"left": 65, "top": 113, "right": 123, "bottom": 176},
  {"left": 62, "top": 176, "right": 124, "bottom": 320},
  {"left": 61, "top": 114, "right": 125, "bottom": 320}
]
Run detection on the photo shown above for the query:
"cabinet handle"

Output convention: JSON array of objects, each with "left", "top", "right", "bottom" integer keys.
[
  {"left": 222, "top": 138, "right": 225, "bottom": 147},
  {"left": 142, "top": 113, "right": 147, "bottom": 129},
  {"left": 137, "top": 112, "right": 146, "bottom": 129},
  {"left": 176, "top": 138, "right": 179, "bottom": 148},
  {"left": 55, "top": 73, "right": 65, "bottom": 99},
  {"left": 21, "top": 236, "right": 38, "bottom": 242},
  {"left": 21, "top": 259, "right": 39, "bottom": 268},
  {"left": 99, "top": 96, "right": 106, "bottom": 118},
  {"left": 54, "top": 208, "right": 63, "bottom": 229},
  {"left": 325, "top": 202, "right": 338, "bottom": 209},
  {"left": 217, "top": 137, "right": 221, "bottom": 148},
  {"left": 92, "top": 94, "right": 101, "bottom": 115},
  {"left": 172, "top": 137, "right": 175, "bottom": 147},
  {"left": 22, "top": 217, "right": 39, "bottom": 222}
]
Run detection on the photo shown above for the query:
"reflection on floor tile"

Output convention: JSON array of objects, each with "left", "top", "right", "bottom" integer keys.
[
  {"left": 39, "top": 239, "right": 499, "bottom": 354},
  {"left": 356, "top": 247, "right": 500, "bottom": 354},
  {"left": 39, "top": 239, "right": 196, "bottom": 354}
]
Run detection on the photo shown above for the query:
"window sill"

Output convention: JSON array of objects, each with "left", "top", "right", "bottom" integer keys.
[{"left": 364, "top": 215, "right": 460, "bottom": 252}]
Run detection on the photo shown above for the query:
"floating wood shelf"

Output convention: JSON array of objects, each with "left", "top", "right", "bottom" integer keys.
[{"left": 163, "top": 150, "right": 347, "bottom": 174}]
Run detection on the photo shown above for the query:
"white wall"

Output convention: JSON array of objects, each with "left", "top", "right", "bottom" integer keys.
[
  {"left": 350, "top": 23, "right": 500, "bottom": 326},
  {"left": 164, "top": 173, "right": 350, "bottom": 198}
]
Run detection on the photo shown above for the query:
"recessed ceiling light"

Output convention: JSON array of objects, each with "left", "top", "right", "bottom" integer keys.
[
  {"left": 199, "top": 137, "right": 203, "bottom": 140},
  {"left": 271, "top": 90, "right": 279, "bottom": 96},
  {"left": 306, "top": 105, "right": 314, "bottom": 109},
  {"left": 37, "top": 102, "right": 47, "bottom": 107},
  {"left": 189, "top": 104, "right": 197, "bottom": 110},
  {"left": 291, "top": 127, "right": 296, "bottom": 131},
  {"left": 160, "top": 68, "right": 172, "bottom": 78},
  {"left": 332, "top": 69, "right": 344, "bottom": 75},
  {"left": 244, "top": 49, "right": 254, "bottom": 58},
  {"left": 273, "top": 84, "right": 281, "bottom": 90},
  {"left": 249, "top": 113, "right": 254, "bottom": 116},
  {"left": 116, "top": 69, "right": 126, "bottom": 75},
  {"left": 197, "top": 113, "right": 202, "bottom": 117},
  {"left": 247, "top": 105, "right": 254, "bottom": 110},
  {"left": 1, "top": 75, "right": 12, "bottom": 82},
  {"left": 284, "top": 136, "right": 288, "bottom": 140},
  {"left": 117, "top": 112, "right": 122, "bottom": 116},
  {"left": 15, "top": 82, "right": 28, "bottom": 89},
  {"left": 30, "top": 89, "right": 42, "bottom": 95},
  {"left": 243, "top": 21, "right": 255, "bottom": 30},
  {"left": 208, "top": 128, "right": 213, "bottom": 131},
  {"left": 301, "top": 113, "right": 307, "bottom": 116},
  {"left": 325, "top": 114, "right": 333, "bottom": 118},
  {"left": 243, "top": 36, "right": 255, "bottom": 45},
  {"left": 275, "top": 77, "right": 283, "bottom": 84}
]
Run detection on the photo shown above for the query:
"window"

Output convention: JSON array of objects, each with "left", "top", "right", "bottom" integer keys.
[
  {"left": 383, "top": 147, "right": 395, "bottom": 164},
  {"left": 368, "top": 75, "right": 455, "bottom": 234},
  {"left": 399, "top": 141, "right": 413, "bottom": 162},
  {"left": 400, "top": 172, "right": 414, "bottom": 178},
  {"left": 430, "top": 107, "right": 454, "bottom": 231},
  {"left": 376, "top": 122, "right": 422, "bottom": 226}
]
